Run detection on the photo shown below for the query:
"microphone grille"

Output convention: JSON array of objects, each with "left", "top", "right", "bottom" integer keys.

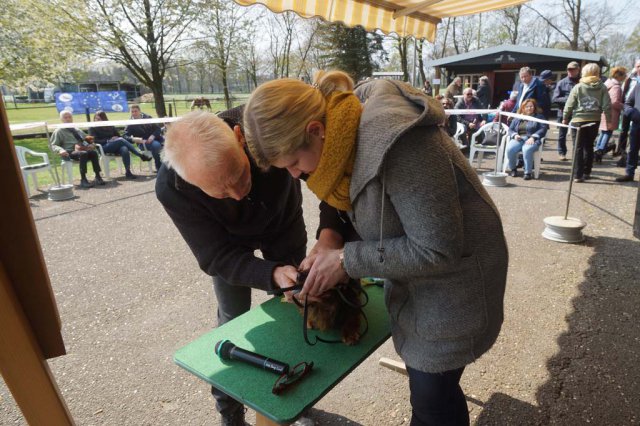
[{"left": 215, "top": 339, "right": 233, "bottom": 360}]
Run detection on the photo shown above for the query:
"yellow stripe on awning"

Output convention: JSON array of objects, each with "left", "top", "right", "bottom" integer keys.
[{"left": 235, "top": 0, "right": 528, "bottom": 41}]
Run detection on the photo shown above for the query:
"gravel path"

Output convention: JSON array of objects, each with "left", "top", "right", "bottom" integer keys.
[{"left": 2, "top": 134, "right": 639, "bottom": 425}]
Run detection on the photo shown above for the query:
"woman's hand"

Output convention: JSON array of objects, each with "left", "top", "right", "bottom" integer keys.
[
  {"left": 298, "top": 249, "right": 348, "bottom": 298},
  {"left": 514, "top": 135, "right": 522, "bottom": 141},
  {"left": 300, "top": 229, "right": 344, "bottom": 271},
  {"left": 525, "top": 137, "right": 535, "bottom": 145}
]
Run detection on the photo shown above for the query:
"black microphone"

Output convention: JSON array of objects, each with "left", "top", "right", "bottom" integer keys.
[{"left": 215, "top": 340, "right": 289, "bottom": 375}]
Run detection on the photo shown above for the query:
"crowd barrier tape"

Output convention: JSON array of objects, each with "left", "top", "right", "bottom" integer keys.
[{"left": 9, "top": 109, "right": 590, "bottom": 134}]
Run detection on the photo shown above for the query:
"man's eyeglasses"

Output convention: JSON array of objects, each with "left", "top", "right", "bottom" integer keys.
[{"left": 272, "top": 361, "right": 314, "bottom": 395}]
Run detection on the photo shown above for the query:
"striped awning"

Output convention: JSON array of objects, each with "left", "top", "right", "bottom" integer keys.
[{"left": 235, "top": 0, "right": 530, "bottom": 41}]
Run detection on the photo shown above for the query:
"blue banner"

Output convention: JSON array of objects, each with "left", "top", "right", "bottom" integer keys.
[{"left": 55, "top": 91, "right": 129, "bottom": 114}]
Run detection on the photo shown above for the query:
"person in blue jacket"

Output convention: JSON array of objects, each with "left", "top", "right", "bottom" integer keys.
[
  {"left": 506, "top": 99, "right": 549, "bottom": 180},
  {"left": 513, "top": 67, "right": 550, "bottom": 119}
]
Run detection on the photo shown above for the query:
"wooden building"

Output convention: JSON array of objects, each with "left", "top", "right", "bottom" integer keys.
[{"left": 424, "top": 45, "right": 608, "bottom": 108}]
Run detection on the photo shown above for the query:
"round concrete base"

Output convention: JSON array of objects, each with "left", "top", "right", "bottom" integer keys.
[
  {"left": 48, "top": 184, "right": 75, "bottom": 201},
  {"left": 482, "top": 171, "right": 509, "bottom": 187},
  {"left": 542, "top": 216, "right": 586, "bottom": 243}
]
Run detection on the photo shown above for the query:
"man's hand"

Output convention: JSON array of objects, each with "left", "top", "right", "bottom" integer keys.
[
  {"left": 272, "top": 265, "right": 298, "bottom": 291},
  {"left": 525, "top": 137, "right": 536, "bottom": 145},
  {"left": 515, "top": 135, "right": 522, "bottom": 141},
  {"left": 469, "top": 122, "right": 477, "bottom": 130},
  {"left": 59, "top": 151, "right": 69, "bottom": 158},
  {"left": 298, "top": 249, "right": 348, "bottom": 299}
]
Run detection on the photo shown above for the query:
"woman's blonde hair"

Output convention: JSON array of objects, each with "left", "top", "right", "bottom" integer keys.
[
  {"left": 581, "top": 63, "right": 600, "bottom": 78},
  {"left": 244, "top": 70, "right": 354, "bottom": 169},
  {"left": 610, "top": 66, "right": 628, "bottom": 80}
]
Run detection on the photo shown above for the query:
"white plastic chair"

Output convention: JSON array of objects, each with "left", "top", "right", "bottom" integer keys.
[
  {"left": 15, "top": 146, "right": 55, "bottom": 197},
  {"left": 96, "top": 144, "right": 124, "bottom": 178},
  {"left": 133, "top": 138, "right": 154, "bottom": 173},
  {"left": 453, "top": 122, "right": 466, "bottom": 149},
  {"left": 468, "top": 122, "right": 509, "bottom": 171},
  {"left": 503, "top": 137, "right": 545, "bottom": 179}
]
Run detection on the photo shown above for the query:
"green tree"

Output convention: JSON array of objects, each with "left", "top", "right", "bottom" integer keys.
[
  {"left": 201, "top": 0, "right": 251, "bottom": 109},
  {"left": 67, "top": 0, "right": 199, "bottom": 117},
  {"left": 315, "top": 23, "right": 386, "bottom": 82},
  {"left": 0, "top": 0, "right": 90, "bottom": 91}
]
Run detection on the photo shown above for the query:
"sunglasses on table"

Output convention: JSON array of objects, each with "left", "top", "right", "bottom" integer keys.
[{"left": 272, "top": 361, "right": 314, "bottom": 395}]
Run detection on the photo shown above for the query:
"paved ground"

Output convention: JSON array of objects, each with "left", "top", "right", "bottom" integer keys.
[{"left": 2, "top": 132, "right": 639, "bottom": 425}]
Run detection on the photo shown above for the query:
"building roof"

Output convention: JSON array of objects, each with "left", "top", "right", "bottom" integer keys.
[{"left": 424, "top": 45, "right": 607, "bottom": 67}]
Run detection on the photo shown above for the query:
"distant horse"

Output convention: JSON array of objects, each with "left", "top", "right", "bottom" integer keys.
[{"left": 190, "top": 97, "right": 212, "bottom": 111}]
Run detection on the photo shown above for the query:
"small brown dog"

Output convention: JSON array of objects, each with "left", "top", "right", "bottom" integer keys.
[{"left": 294, "top": 273, "right": 366, "bottom": 346}]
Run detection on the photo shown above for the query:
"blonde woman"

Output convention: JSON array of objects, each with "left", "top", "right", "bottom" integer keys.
[
  {"left": 244, "top": 71, "right": 508, "bottom": 425},
  {"left": 563, "top": 63, "right": 612, "bottom": 182}
]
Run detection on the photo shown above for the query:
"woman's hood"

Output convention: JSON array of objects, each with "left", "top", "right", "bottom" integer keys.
[{"left": 351, "top": 79, "right": 444, "bottom": 198}]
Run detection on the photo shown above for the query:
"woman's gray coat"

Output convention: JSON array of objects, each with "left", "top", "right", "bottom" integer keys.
[{"left": 342, "top": 79, "right": 508, "bottom": 373}]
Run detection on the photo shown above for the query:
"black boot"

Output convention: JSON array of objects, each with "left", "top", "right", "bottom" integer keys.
[
  {"left": 221, "top": 406, "right": 248, "bottom": 426},
  {"left": 80, "top": 176, "right": 93, "bottom": 188},
  {"left": 125, "top": 171, "right": 138, "bottom": 179},
  {"left": 616, "top": 153, "right": 627, "bottom": 168},
  {"left": 594, "top": 150, "right": 603, "bottom": 164},
  {"left": 95, "top": 173, "right": 106, "bottom": 185}
]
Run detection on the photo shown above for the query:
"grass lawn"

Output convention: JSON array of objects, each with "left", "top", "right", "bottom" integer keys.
[{"left": 6, "top": 96, "right": 248, "bottom": 125}]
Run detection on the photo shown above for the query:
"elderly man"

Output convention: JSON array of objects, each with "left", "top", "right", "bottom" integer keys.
[
  {"left": 124, "top": 104, "right": 165, "bottom": 171},
  {"left": 49, "top": 110, "right": 104, "bottom": 188},
  {"left": 455, "top": 88, "right": 485, "bottom": 145},
  {"left": 155, "top": 108, "right": 306, "bottom": 426},
  {"left": 513, "top": 67, "right": 550, "bottom": 116},
  {"left": 553, "top": 62, "right": 581, "bottom": 160}
]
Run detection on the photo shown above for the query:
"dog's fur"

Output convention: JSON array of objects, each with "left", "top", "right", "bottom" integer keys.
[{"left": 297, "top": 276, "right": 364, "bottom": 345}]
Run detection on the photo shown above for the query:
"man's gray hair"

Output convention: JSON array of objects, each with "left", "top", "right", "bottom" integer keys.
[
  {"left": 59, "top": 110, "right": 72, "bottom": 119},
  {"left": 519, "top": 67, "right": 532, "bottom": 75},
  {"left": 162, "top": 110, "right": 238, "bottom": 179}
]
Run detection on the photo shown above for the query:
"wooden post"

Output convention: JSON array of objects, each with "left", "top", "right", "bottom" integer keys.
[
  {"left": 256, "top": 412, "right": 289, "bottom": 426},
  {"left": 0, "top": 263, "right": 74, "bottom": 425},
  {"left": 0, "top": 91, "right": 72, "bottom": 424}
]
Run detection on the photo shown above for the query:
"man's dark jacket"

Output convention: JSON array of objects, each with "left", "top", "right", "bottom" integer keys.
[
  {"left": 513, "top": 77, "right": 550, "bottom": 117},
  {"left": 552, "top": 76, "right": 579, "bottom": 119},
  {"left": 155, "top": 107, "right": 306, "bottom": 291},
  {"left": 124, "top": 112, "right": 163, "bottom": 140}
]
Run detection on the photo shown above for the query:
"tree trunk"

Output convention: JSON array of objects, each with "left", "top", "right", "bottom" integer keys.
[
  {"left": 221, "top": 66, "right": 232, "bottom": 110},
  {"left": 417, "top": 39, "right": 426, "bottom": 86}
]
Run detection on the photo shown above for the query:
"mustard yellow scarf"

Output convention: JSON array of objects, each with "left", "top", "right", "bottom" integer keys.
[{"left": 306, "top": 91, "right": 362, "bottom": 211}]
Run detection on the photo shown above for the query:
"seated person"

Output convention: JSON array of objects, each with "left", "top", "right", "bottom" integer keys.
[
  {"left": 505, "top": 99, "right": 548, "bottom": 180},
  {"left": 455, "top": 88, "right": 485, "bottom": 144},
  {"left": 50, "top": 110, "right": 104, "bottom": 188},
  {"left": 493, "top": 91, "right": 518, "bottom": 124},
  {"left": 90, "top": 110, "right": 152, "bottom": 179},
  {"left": 124, "top": 104, "right": 165, "bottom": 171},
  {"left": 440, "top": 97, "right": 458, "bottom": 138}
]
